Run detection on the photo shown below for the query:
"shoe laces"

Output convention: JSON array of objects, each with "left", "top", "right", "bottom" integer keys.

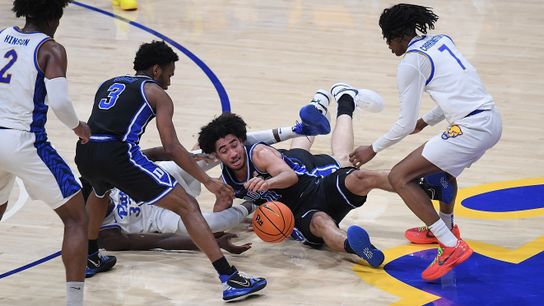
[
  {"left": 417, "top": 226, "right": 430, "bottom": 232},
  {"left": 433, "top": 247, "right": 444, "bottom": 262}
]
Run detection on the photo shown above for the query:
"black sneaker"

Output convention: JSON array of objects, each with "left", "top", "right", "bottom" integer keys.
[
  {"left": 85, "top": 251, "right": 117, "bottom": 278},
  {"left": 219, "top": 268, "right": 267, "bottom": 301}
]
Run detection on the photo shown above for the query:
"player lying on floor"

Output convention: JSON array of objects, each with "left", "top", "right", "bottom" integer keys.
[{"left": 82, "top": 105, "right": 331, "bottom": 254}]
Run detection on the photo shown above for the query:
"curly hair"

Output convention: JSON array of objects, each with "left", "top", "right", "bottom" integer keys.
[
  {"left": 198, "top": 113, "right": 248, "bottom": 154},
  {"left": 12, "top": 0, "right": 72, "bottom": 23},
  {"left": 133, "top": 40, "right": 179, "bottom": 71},
  {"left": 379, "top": 3, "right": 439, "bottom": 42}
]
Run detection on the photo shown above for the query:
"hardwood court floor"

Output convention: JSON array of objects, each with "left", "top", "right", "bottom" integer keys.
[{"left": 1, "top": 0, "right": 543, "bottom": 305}]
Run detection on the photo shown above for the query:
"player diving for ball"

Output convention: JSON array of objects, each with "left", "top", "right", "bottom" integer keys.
[
  {"left": 198, "top": 85, "right": 455, "bottom": 268},
  {"left": 86, "top": 105, "right": 333, "bottom": 254}
]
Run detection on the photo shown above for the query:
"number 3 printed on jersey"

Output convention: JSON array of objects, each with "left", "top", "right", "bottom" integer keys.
[
  {"left": 98, "top": 83, "right": 126, "bottom": 110},
  {"left": 0, "top": 49, "right": 17, "bottom": 84}
]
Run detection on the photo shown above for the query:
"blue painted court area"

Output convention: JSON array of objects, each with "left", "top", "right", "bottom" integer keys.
[
  {"left": 385, "top": 249, "right": 544, "bottom": 305},
  {"left": 462, "top": 185, "right": 544, "bottom": 212}
]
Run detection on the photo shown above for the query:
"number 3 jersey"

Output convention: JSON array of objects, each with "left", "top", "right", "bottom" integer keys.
[
  {"left": 0, "top": 27, "right": 51, "bottom": 132},
  {"left": 100, "top": 188, "right": 180, "bottom": 234},
  {"left": 88, "top": 75, "right": 156, "bottom": 143}
]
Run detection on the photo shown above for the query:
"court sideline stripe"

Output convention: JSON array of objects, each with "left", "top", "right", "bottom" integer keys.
[
  {"left": 72, "top": 1, "right": 231, "bottom": 112},
  {"left": 0, "top": 251, "right": 61, "bottom": 279},
  {"left": 1, "top": 1, "right": 230, "bottom": 280}
]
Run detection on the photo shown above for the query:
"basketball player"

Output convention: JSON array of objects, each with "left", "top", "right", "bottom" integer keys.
[
  {"left": 0, "top": 1, "right": 89, "bottom": 305},
  {"left": 75, "top": 41, "right": 266, "bottom": 301},
  {"left": 93, "top": 115, "right": 333, "bottom": 253},
  {"left": 198, "top": 88, "right": 394, "bottom": 268},
  {"left": 349, "top": 4, "right": 502, "bottom": 281}
]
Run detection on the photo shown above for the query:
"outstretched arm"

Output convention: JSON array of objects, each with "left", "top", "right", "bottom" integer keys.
[
  {"left": 98, "top": 228, "right": 251, "bottom": 254},
  {"left": 39, "top": 40, "right": 90, "bottom": 143},
  {"left": 147, "top": 83, "right": 234, "bottom": 205},
  {"left": 244, "top": 144, "right": 298, "bottom": 192}
]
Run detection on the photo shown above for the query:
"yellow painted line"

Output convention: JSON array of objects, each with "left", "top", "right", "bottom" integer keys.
[
  {"left": 444, "top": 177, "right": 544, "bottom": 219},
  {"left": 354, "top": 236, "right": 544, "bottom": 304}
]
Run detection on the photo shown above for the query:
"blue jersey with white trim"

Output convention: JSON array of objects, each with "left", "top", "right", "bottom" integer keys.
[
  {"left": 0, "top": 27, "right": 50, "bottom": 136},
  {"left": 405, "top": 34, "right": 495, "bottom": 123},
  {"left": 88, "top": 75, "right": 156, "bottom": 143},
  {"left": 221, "top": 143, "right": 325, "bottom": 211}
]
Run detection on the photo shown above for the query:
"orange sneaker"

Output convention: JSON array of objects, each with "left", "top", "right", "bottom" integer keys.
[
  {"left": 421, "top": 239, "right": 473, "bottom": 281},
  {"left": 405, "top": 224, "right": 461, "bottom": 244}
]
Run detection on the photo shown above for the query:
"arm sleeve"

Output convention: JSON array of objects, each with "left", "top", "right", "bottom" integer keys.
[
  {"left": 422, "top": 105, "right": 445, "bottom": 126},
  {"left": 371, "top": 53, "right": 430, "bottom": 152},
  {"left": 44, "top": 77, "right": 79, "bottom": 129}
]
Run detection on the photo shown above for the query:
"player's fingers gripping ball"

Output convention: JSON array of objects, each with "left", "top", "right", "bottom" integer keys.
[{"left": 252, "top": 201, "right": 294, "bottom": 243}]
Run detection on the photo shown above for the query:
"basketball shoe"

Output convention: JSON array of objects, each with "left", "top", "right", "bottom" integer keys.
[
  {"left": 421, "top": 239, "right": 473, "bottom": 281},
  {"left": 85, "top": 251, "right": 117, "bottom": 278},
  {"left": 330, "top": 83, "right": 384, "bottom": 113},
  {"left": 220, "top": 268, "right": 267, "bottom": 301},
  {"left": 113, "top": 0, "right": 138, "bottom": 10},
  {"left": 294, "top": 89, "right": 332, "bottom": 136},
  {"left": 346, "top": 225, "right": 385, "bottom": 268},
  {"left": 405, "top": 224, "right": 461, "bottom": 244}
]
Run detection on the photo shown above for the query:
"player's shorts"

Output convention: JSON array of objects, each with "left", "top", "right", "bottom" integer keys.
[
  {"left": 292, "top": 167, "right": 367, "bottom": 247},
  {"left": 280, "top": 148, "right": 340, "bottom": 177},
  {"left": 0, "top": 129, "right": 80, "bottom": 209},
  {"left": 423, "top": 107, "right": 502, "bottom": 177},
  {"left": 75, "top": 139, "right": 177, "bottom": 204}
]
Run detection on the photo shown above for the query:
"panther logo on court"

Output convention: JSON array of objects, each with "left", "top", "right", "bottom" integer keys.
[{"left": 441, "top": 124, "right": 463, "bottom": 139}]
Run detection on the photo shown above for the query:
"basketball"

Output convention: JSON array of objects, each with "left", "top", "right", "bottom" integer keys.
[{"left": 252, "top": 201, "right": 295, "bottom": 243}]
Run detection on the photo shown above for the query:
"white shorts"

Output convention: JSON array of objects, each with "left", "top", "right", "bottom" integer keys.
[
  {"left": 422, "top": 107, "right": 502, "bottom": 177},
  {"left": 0, "top": 129, "right": 81, "bottom": 209}
]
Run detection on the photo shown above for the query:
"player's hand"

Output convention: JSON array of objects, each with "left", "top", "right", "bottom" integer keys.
[
  {"left": 244, "top": 176, "right": 269, "bottom": 193},
  {"left": 205, "top": 177, "right": 234, "bottom": 201},
  {"left": 349, "top": 145, "right": 376, "bottom": 168},
  {"left": 410, "top": 118, "right": 428, "bottom": 135},
  {"left": 73, "top": 121, "right": 91, "bottom": 144},
  {"left": 217, "top": 233, "right": 252, "bottom": 254}
]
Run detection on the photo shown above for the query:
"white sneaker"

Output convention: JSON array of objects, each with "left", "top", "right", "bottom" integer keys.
[
  {"left": 310, "top": 89, "right": 332, "bottom": 119},
  {"left": 330, "top": 83, "right": 384, "bottom": 113}
]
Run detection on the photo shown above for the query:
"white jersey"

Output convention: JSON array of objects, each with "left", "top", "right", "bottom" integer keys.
[
  {"left": 372, "top": 34, "right": 495, "bottom": 152},
  {"left": 0, "top": 27, "right": 51, "bottom": 132},
  {"left": 101, "top": 188, "right": 181, "bottom": 234},
  {"left": 100, "top": 161, "right": 251, "bottom": 235}
]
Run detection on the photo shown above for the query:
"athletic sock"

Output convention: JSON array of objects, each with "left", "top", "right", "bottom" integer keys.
[
  {"left": 66, "top": 281, "right": 84, "bottom": 306},
  {"left": 429, "top": 219, "right": 457, "bottom": 247},
  {"left": 439, "top": 212, "right": 454, "bottom": 230},
  {"left": 337, "top": 95, "right": 355, "bottom": 117},
  {"left": 212, "top": 256, "right": 237, "bottom": 276},
  {"left": 88, "top": 240, "right": 98, "bottom": 256},
  {"left": 245, "top": 127, "right": 298, "bottom": 145},
  {"left": 344, "top": 239, "right": 356, "bottom": 254}
]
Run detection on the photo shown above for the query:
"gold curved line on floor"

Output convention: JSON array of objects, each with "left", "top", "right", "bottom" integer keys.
[
  {"left": 441, "top": 177, "right": 544, "bottom": 219},
  {"left": 353, "top": 236, "right": 544, "bottom": 305}
]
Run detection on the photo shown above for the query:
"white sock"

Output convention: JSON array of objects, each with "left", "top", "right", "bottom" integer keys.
[
  {"left": 245, "top": 127, "right": 298, "bottom": 145},
  {"left": 429, "top": 219, "right": 457, "bottom": 247},
  {"left": 66, "top": 281, "right": 84, "bottom": 306},
  {"left": 439, "top": 212, "right": 454, "bottom": 229},
  {"left": 176, "top": 205, "right": 249, "bottom": 236}
]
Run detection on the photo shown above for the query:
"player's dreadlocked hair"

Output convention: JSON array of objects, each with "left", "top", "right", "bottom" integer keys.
[
  {"left": 198, "top": 113, "right": 248, "bottom": 154},
  {"left": 133, "top": 41, "right": 179, "bottom": 71},
  {"left": 12, "top": 0, "right": 72, "bottom": 24},
  {"left": 379, "top": 4, "right": 439, "bottom": 42}
]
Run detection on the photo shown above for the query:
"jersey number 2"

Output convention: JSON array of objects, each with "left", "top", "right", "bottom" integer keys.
[
  {"left": 98, "top": 83, "right": 126, "bottom": 110},
  {"left": 0, "top": 50, "right": 17, "bottom": 84}
]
